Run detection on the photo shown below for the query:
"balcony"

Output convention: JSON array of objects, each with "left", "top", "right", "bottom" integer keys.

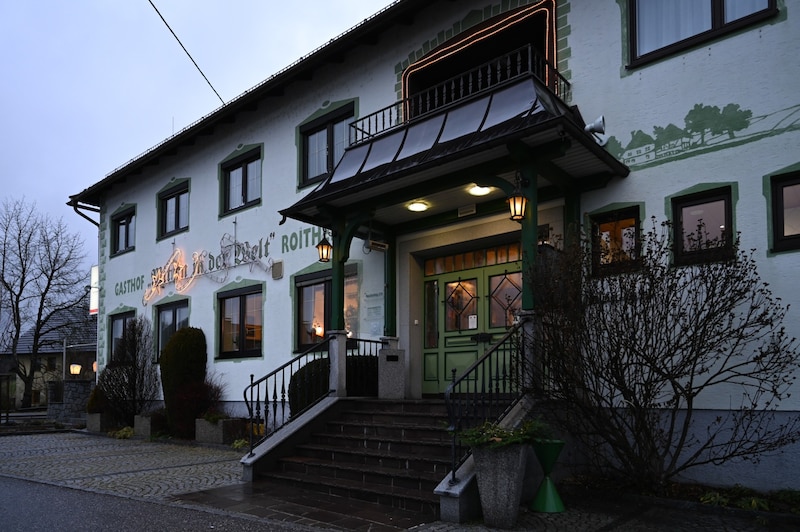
[{"left": 350, "top": 44, "right": 571, "bottom": 145}]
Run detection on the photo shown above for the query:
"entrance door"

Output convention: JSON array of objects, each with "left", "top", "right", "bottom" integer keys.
[{"left": 422, "top": 261, "right": 522, "bottom": 394}]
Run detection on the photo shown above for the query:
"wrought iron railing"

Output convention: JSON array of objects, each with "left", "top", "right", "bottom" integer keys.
[
  {"left": 243, "top": 337, "right": 384, "bottom": 456},
  {"left": 443, "top": 321, "right": 528, "bottom": 484},
  {"left": 350, "top": 44, "right": 571, "bottom": 144}
]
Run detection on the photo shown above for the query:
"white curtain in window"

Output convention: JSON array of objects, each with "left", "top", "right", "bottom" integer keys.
[
  {"left": 725, "top": 0, "right": 768, "bottom": 22},
  {"left": 637, "top": 0, "right": 711, "bottom": 55}
]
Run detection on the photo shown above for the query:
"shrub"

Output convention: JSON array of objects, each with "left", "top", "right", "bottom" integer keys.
[{"left": 160, "top": 327, "right": 208, "bottom": 438}]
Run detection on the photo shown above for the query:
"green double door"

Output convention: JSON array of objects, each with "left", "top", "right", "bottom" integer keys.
[{"left": 422, "top": 263, "right": 522, "bottom": 394}]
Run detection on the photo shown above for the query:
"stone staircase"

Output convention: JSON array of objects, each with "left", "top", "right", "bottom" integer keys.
[{"left": 257, "top": 398, "right": 451, "bottom": 518}]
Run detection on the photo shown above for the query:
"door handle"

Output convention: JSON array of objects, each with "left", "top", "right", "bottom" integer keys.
[{"left": 470, "top": 332, "right": 493, "bottom": 343}]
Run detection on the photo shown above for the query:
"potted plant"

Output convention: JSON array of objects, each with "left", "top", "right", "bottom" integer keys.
[{"left": 459, "top": 418, "right": 550, "bottom": 528}]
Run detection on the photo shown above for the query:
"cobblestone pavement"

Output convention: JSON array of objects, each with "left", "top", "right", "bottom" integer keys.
[
  {"left": 2, "top": 431, "right": 799, "bottom": 531},
  {"left": 0, "top": 431, "right": 244, "bottom": 500}
]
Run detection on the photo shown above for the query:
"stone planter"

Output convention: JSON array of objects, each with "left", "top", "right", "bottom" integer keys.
[
  {"left": 195, "top": 418, "right": 246, "bottom": 445},
  {"left": 471, "top": 443, "right": 527, "bottom": 529},
  {"left": 86, "top": 412, "right": 112, "bottom": 433}
]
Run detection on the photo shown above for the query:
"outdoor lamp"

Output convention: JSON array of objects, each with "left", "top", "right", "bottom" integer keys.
[
  {"left": 508, "top": 173, "right": 528, "bottom": 221},
  {"left": 69, "top": 364, "right": 82, "bottom": 375},
  {"left": 316, "top": 233, "right": 333, "bottom": 263}
]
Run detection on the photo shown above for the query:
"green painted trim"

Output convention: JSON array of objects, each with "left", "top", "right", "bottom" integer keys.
[
  {"left": 664, "top": 182, "right": 739, "bottom": 236},
  {"left": 763, "top": 162, "right": 800, "bottom": 257},
  {"left": 294, "top": 99, "right": 359, "bottom": 190},
  {"left": 155, "top": 177, "right": 190, "bottom": 195},
  {"left": 212, "top": 280, "right": 266, "bottom": 362},
  {"left": 217, "top": 143, "right": 264, "bottom": 219},
  {"left": 587, "top": 201, "right": 646, "bottom": 219},
  {"left": 109, "top": 203, "right": 135, "bottom": 218}
]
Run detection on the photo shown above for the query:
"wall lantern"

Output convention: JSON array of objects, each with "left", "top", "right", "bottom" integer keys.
[
  {"left": 316, "top": 232, "right": 333, "bottom": 263},
  {"left": 508, "top": 173, "right": 528, "bottom": 221},
  {"left": 92, "top": 361, "right": 98, "bottom": 373},
  {"left": 69, "top": 364, "right": 82, "bottom": 376}
]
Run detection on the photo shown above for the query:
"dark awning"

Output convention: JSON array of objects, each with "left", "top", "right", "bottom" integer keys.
[{"left": 281, "top": 75, "right": 628, "bottom": 229}]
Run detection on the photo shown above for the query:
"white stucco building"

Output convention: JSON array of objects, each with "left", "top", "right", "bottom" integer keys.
[{"left": 70, "top": 0, "right": 800, "bottom": 518}]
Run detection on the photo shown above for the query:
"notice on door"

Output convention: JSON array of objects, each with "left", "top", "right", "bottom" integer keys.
[{"left": 468, "top": 314, "right": 478, "bottom": 329}]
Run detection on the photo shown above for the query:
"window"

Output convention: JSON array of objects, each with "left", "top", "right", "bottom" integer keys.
[
  {"left": 157, "top": 300, "right": 189, "bottom": 359},
  {"left": 218, "top": 286, "right": 262, "bottom": 359},
  {"left": 159, "top": 182, "right": 189, "bottom": 238},
  {"left": 672, "top": 187, "right": 733, "bottom": 265},
  {"left": 771, "top": 173, "right": 800, "bottom": 252},
  {"left": 110, "top": 312, "right": 135, "bottom": 364},
  {"left": 295, "top": 265, "right": 358, "bottom": 350},
  {"left": 300, "top": 103, "right": 355, "bottom": 186},
  {"left": 223, "top": 151, "right": 261, "bottom": 214},
  {"left": 630, "top": 0, "right": 776, "bottom": 65},
  {"left": 590, "top": 207, "right": 641, "bottom": 274},
  {"left": 111, "top": 208, "right": 135, "bottom": 255}
]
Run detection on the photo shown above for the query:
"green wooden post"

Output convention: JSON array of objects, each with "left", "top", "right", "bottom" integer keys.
[{"left": 520, "top": 165, "right": 538, "bottom": 311}]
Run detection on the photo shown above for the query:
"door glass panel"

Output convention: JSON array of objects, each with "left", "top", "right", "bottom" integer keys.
[
  {"left": 424, "top": 280, "right": 438, "bottom": 348},
  {"left": 489, "top": 272, "right": 522, "bottom": 328},
  {"left": 445, "top": 278, "right": 477, "bottom": 332}
]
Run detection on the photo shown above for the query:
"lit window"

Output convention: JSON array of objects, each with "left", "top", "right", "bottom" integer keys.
[
  {"left": 111, "top": 208, "right": 135, "bottom": 256},
  {"left": 672, "top": 187, "right": 733, "bottom": 265},
  {"left": 295, "top": 266, "right": 358, "bottom": 350},
  {"left": 630, "top": 0, "right": 776, "bottom": 64},
  {"left": 771, "top": 173, "right": 800, "bottom": 252},
  {"left": 300, "top": 103, "right": 355, "bottom": 186},
  {"left": 159, "top": 182, "right": 189, "bottom": 237},
  {"left": 218, "top": 286, "right": 262, "bottom": 359},
  {"left": 222, "top": 150, "right": 261, "bottom": 214},
  {"left": 110, "top": 312, "right": 135, "bottom": 365},
  {"left": 591, "top": 207, "right": 641, "bottom": 274},
  {"left": 157, "top": 300, "right": 189, "bottom": 360}
]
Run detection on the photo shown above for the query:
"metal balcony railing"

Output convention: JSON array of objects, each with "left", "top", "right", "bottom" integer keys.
[{"left": 350, "top": 44, "right": 571, "bottom": 145}]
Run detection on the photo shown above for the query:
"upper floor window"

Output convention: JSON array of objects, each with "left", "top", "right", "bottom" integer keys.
[
  {"left": 218, "top": 285, "right": 262, "bottom": 359},
  {"left": 630, "top": 0, "right": 777, "bottom": 65},
  {"left": 672, "top": 187, "right": 733, "bottom": 265},
  {"left": 300, "top": 103, "right": 354, "bottom": 186},
  {"left": 590, "top": 206, "right": 641, "bottom": 274},
  {"left": 159, "top": 181, "right": 189, "bottom": 238},
  {"left": 111, "top": 208, "right": 135, "bottom": 256},
  {"left": 157, "top": 300, "right": 189, "bottom": 360},
  {"left": 771, "top": 172, "right": 800, "bottom": 252},
  {"left": 109, "top": 311, "right": 135, "bottom": 365},
  {"left": 222, "top": 149, "right": 261, "bottom": 214}
]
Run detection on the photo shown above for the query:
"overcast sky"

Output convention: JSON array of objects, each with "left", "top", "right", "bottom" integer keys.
[{"left": 0, "top": 0, "right": 391, "bottom": 269}]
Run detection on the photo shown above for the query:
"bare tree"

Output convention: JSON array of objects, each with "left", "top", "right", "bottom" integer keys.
[
  {"left": 97, "top": 316, "right": 160, "bottom": 426},
  {"left": 0, "top": 198, "right": 88, "bottom": 408},
  {"left": 530, "top": 219, "right": 800, "bottom": 493}
]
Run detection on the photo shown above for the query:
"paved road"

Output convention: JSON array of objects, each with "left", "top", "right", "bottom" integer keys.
[{"left": 0, "top": 476, "right": 313, "bottom": 532}]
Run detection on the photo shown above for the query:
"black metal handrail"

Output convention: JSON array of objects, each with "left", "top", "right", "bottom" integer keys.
[
  {"left": 443, "top": 321, "right": 528, "bottom": 484},
  {"left": 243, "top": 337, "right": 385, "bottom": 456},
  {"left": 244, "top": 339, "right": 331, "bottom": 456},
  {"left": 350, "top": 43, "right": 571, "bottom": 144}
]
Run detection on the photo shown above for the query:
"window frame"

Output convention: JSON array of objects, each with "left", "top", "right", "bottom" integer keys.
[
  {"left": 299, "top": 102, "right": 355, "bottom": 187},
  {"left": 590, "top": 206, "right": 642, "bottom": 275},
  {"left": 111, "top": 208, "right": 136, "bottom": 256},
  {"left": 158, "top": 181, "right": 189, "bottom": 239},
  {"left": 109, "top": 311, "right": 135, "bottom": 365},
  {"left": 672, "top": 187, "right": 734, "bottom": 266},
  {"left": 217, "top": 285, "right": 263, "bottom": 360},
  {"left": 221, "top": 149, "right": 262, "bottom": 215},
  {"left": 295, "top": 264, "right": 358, "bottom": 351},
  {"left": 771, "top": 172, "right": 800, "bottom": 253},
  {"left": 628, "top": 0, "right": 778, "bottom": 67},
  {"left": 156, "top": 300, "right": 189, "bottom": 361}
]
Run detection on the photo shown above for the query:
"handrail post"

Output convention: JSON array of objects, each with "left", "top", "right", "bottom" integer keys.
[{"left": 328, "top": 330, "right": 348, "bottom": 397}]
